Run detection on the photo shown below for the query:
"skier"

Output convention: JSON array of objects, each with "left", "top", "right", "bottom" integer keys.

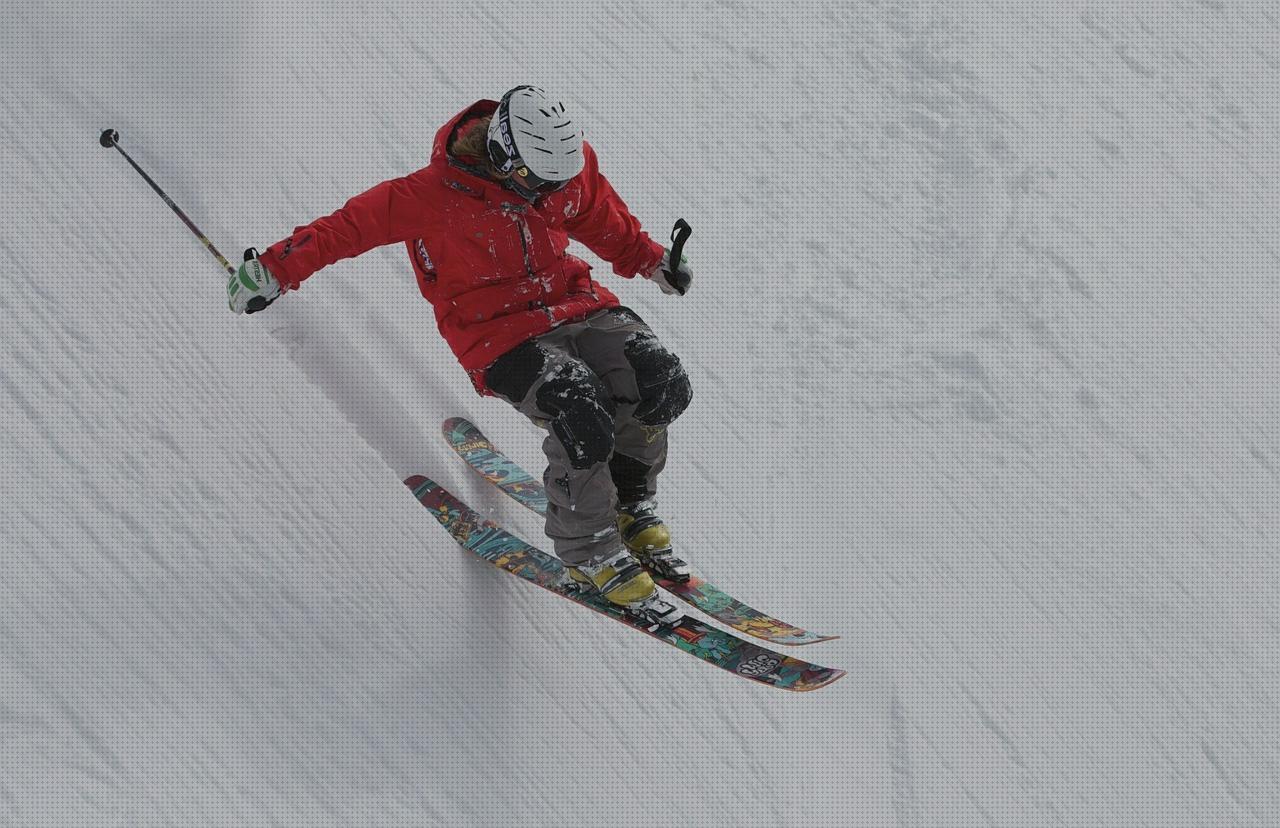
[{"left": 228, "top": 86, "right": 693, "bottom": 623}]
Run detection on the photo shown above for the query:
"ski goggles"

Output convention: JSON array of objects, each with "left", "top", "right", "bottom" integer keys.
[{"left": 510, "top": 164, "right": 569, "bottom": 195}]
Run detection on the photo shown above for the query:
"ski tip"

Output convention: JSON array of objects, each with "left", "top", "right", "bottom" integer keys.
[
  {"left": 404, "top": 475, "right": 438, "bottom": 498},
  {"left": 442, "top": 416, "right": 475, "bottom": 435}
]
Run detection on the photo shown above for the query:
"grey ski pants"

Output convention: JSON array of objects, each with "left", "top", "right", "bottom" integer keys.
[{"left": 484, "top": 307, "right": 692, "bottom": 566}]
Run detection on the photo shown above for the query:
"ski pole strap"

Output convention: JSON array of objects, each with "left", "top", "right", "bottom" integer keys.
[
  {"left": 99, "top": 128, "right": 236, "bottom": 276},
  {"left": 669, "top": 218, "right": 691, "bottom": 266},
  {"left": 241, "top": 248, "right": 278, "bottom": 315}
]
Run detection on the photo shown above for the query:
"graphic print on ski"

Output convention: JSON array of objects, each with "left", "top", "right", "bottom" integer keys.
[
  {"left": 442, "top": 417, "right": 838, "bottom": 646},
  {"left": 406, "top": 475, "right": 845, "bottom": 692}
]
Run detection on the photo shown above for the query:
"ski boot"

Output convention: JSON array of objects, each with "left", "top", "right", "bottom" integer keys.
[
  {"left": 565, "top": 550, "right": 683, "bottom": 627},
  {"left": 617, "top": 500, "right": 691, "bottom": 583}
]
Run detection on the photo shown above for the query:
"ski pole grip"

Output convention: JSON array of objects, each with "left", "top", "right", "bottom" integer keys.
[
  {"left": 240, "top": 248, "right": 276, "bottom": 314},
  {"left": 669, "top": 218, "right": 691, "bottom": 267}
]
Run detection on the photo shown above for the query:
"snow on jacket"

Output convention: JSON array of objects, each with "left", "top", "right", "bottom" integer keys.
[{"left": 260, "top": 99, "right": 666, "bottom": 393}]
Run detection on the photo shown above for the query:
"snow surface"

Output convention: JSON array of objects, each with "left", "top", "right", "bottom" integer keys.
[{"left": 2, "top": 1, "right": 1277, "bottom": 825}]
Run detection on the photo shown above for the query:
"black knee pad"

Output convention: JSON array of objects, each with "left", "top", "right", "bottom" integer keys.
[
  {"left": 537, "top": 363, "right": 617, "bottom": 469},
  {"left": 624, "top": 334, "right": 692, "bottom": 426},
  {"left": 485, "top": 340, "right": 549, "bottom": 403}
]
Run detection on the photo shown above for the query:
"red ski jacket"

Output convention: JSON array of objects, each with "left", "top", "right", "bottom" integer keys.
[{"left": 260, "top": 100, "right": 666, "bottom": 393}]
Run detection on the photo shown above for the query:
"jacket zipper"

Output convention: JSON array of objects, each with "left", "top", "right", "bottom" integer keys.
[{"left": 511, "top": 211, "right": 553, "bottom": 319}]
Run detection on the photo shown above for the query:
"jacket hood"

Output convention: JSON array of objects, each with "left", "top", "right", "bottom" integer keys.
[{"left": 431, "top": 100, "right": 503, "bottom": 197}]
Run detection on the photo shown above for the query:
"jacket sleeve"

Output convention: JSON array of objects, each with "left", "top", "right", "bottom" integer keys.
[
  {"left": 563, "top": 142, "right": 665, "bottom": 279},
  {"left": 260, "top": 171, "right": 433, "bottom": 290}
]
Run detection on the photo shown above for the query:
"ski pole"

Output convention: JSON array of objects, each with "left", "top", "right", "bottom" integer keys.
[{"left": 98, "top": 128, "right": 238, "bottom": 276}]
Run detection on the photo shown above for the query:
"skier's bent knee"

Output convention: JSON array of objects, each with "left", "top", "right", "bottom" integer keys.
[
  {"left": 537, "top": 364, "right": 617, "bottom": 469},
  {"left": 625, "top": 334, "right": 692, "bottom": 426}
]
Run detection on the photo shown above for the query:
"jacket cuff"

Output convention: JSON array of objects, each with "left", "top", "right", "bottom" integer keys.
[
  {"left": 259, "top": 244, "right": 301, "bottom": 290},
  {"left": 635, "top": 239, "right": 665, "bottom": 279}
]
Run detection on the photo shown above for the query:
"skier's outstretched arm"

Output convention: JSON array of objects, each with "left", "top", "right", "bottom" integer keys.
[
  {"left": 562, "top": 143, "right": 667, "bottom": 280},
  {"left": 228, "top": 172, "right": 432, "bottom": 314}
]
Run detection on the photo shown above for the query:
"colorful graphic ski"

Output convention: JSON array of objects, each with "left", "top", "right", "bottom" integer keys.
[
  {"left": 407, "top": 475, "right": 845, "bottom": 692},
  {"left": 442, "top": 417, "right": 838, "bottom": 646}
]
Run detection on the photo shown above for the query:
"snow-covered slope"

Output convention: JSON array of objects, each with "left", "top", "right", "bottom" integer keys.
[{"left": 2, "top": 1, "right": 1276, "bottom": 825}]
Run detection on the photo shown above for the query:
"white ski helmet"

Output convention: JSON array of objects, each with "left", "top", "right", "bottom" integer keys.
[{"left": 487, "top": 86, "right": 585, "bottom": 193}]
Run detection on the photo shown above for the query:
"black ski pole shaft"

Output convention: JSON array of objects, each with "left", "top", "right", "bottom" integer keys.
[{"left": 99, "top": 128, "right": 236, "bottom": 276}]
